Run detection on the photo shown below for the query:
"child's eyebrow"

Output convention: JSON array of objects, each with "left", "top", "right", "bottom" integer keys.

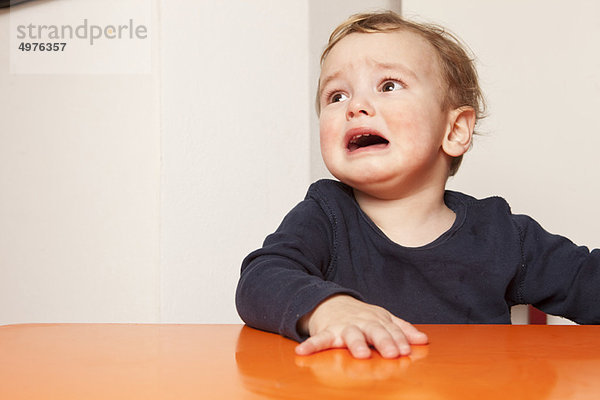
[
  {"left": 318, "top": 70, "right": 342, "bottom": 96},
  {"left": 319, "top": 61, "right": 418, "bottom": 96},
  {"left": 373, "top": 61, "right": 418, "bottom": 80}
]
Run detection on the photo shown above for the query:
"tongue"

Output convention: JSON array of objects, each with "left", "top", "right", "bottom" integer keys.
[{"left": 349, "top": 135, "right": 389, "bottom": 151}]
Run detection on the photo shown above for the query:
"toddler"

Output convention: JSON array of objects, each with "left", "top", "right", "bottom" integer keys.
[{"left": 235, "top": 10, "right": 600, "bottom": 359}]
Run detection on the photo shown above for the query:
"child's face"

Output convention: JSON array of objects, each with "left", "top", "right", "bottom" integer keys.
[{"left": 318, "top": 30, "right": 455, "bottom": 197}]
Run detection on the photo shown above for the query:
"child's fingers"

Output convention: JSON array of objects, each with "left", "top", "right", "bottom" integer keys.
[
  {"left": 381, "top": 323, "right": 412, "bottom": 356},
  {"left": 295, "top": 330, "right": 336, "bottom": 355},
  {"left": 295, "top": 326, "right": 373, "bottom": 358},
  {"left": 361, "top": 322, "right": 405, "bottom": 358},
  {"left": 392, "top": 316, "right": 429, "bottom": 345},
  {"left": 341, "top": 325, "right": 372, "bottom": 359}
]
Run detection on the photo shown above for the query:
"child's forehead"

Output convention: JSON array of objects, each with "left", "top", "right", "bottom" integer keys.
[{"left": 320, "top": 30, "right": 442, "bottom": 83}]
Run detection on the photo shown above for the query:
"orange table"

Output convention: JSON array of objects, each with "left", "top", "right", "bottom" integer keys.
[{"left": 1, "top": 324, "right": 599, "bottom": 399}]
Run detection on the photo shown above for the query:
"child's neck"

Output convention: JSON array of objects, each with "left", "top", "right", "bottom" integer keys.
[{"left": 353, "top": 185, "right": 455, "bottom": 248}]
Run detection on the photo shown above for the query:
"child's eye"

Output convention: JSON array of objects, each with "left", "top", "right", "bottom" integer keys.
[
  {"left": 381, "top": 80, "right": 404, "bottom": 92},
  {"left": 330, "top": 92, "right": 348, "bottom": 103}
]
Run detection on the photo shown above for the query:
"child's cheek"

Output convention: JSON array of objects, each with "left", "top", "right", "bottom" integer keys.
[
  {"left": 385, "top": 103, "right": 425, "bottom": 137},
  {"left": 319, "top": 114, "right": 338, "bottom": 148}
]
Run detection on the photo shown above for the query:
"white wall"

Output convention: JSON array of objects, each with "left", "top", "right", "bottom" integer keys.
[
  {"left": 159, "top": 1, "right": 311, "bottom": 323},
  {"left": 403, "top": 0, "right": 600, "bottom": 323},
  {"left": 0, "top": 0, "right": 312, "bottom": 325},
  {"left": 0, "top": 0, "right": 161, "bottom": 324}
]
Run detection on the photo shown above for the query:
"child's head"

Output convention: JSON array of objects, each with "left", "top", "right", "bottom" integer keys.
[{"left": 317, "top": 11, "right": 485, "bottom": 181}]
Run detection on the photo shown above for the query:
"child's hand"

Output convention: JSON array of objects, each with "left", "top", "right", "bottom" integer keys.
[{"left": 295, "top": 294, "right": 428, "bottom": 359}]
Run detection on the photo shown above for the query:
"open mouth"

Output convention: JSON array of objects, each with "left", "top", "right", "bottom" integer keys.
[{"left": 347, "top": 133, "right": 390, "bottom": 152}]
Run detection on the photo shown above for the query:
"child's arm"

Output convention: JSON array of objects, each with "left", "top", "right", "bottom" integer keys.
[
  {"left": 236, "top": 195, "right": 427, "bottom": 358},
  {"left": 295, "top": 294, "right": 428, "bottom": 359},
  {"left": 236, "top": 199, "right": 362, "bottom": 341},
  {"left": 512, "top": 214, "right": 600, "bottom": 322}
]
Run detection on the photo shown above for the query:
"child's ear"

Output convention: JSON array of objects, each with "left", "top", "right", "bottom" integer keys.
[{"left": 442, "top": 107, "right": 475, "bottom": 157}]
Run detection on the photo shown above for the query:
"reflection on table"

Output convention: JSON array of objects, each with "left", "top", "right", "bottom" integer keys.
[
  {"left": 236, "top": 324, "right": 600, "bottom": 399},
  {"left": 1, "top": 323, "right": 599, "bottom": 399}
]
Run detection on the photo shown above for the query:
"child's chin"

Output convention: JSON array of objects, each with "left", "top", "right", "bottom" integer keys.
[{"left": 341, "top": 172, "right": 397, "bottom": 190}]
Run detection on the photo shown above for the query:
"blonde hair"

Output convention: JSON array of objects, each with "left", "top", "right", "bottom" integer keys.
[{"left": 318, "top": 10, "right": 485, "bottom": 176}]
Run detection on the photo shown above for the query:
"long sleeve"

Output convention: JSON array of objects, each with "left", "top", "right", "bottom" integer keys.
[
  {"left": 513, "top": 214, "right": 600, "bottom": 324},
  {"left": 235, "top": 198, "right": 363, "bottom": 341},
  {"left": 236, "top": 180, "right": 600, "bottom": 336}
]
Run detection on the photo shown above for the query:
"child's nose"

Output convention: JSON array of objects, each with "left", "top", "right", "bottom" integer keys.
[{"left": 346, "top": 96, "right": 375, "bottom": 120}]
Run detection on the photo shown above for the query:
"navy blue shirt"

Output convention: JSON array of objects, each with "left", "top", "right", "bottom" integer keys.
[{"left": 236, "top": 180, "right": 600, "bottom": 341}]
